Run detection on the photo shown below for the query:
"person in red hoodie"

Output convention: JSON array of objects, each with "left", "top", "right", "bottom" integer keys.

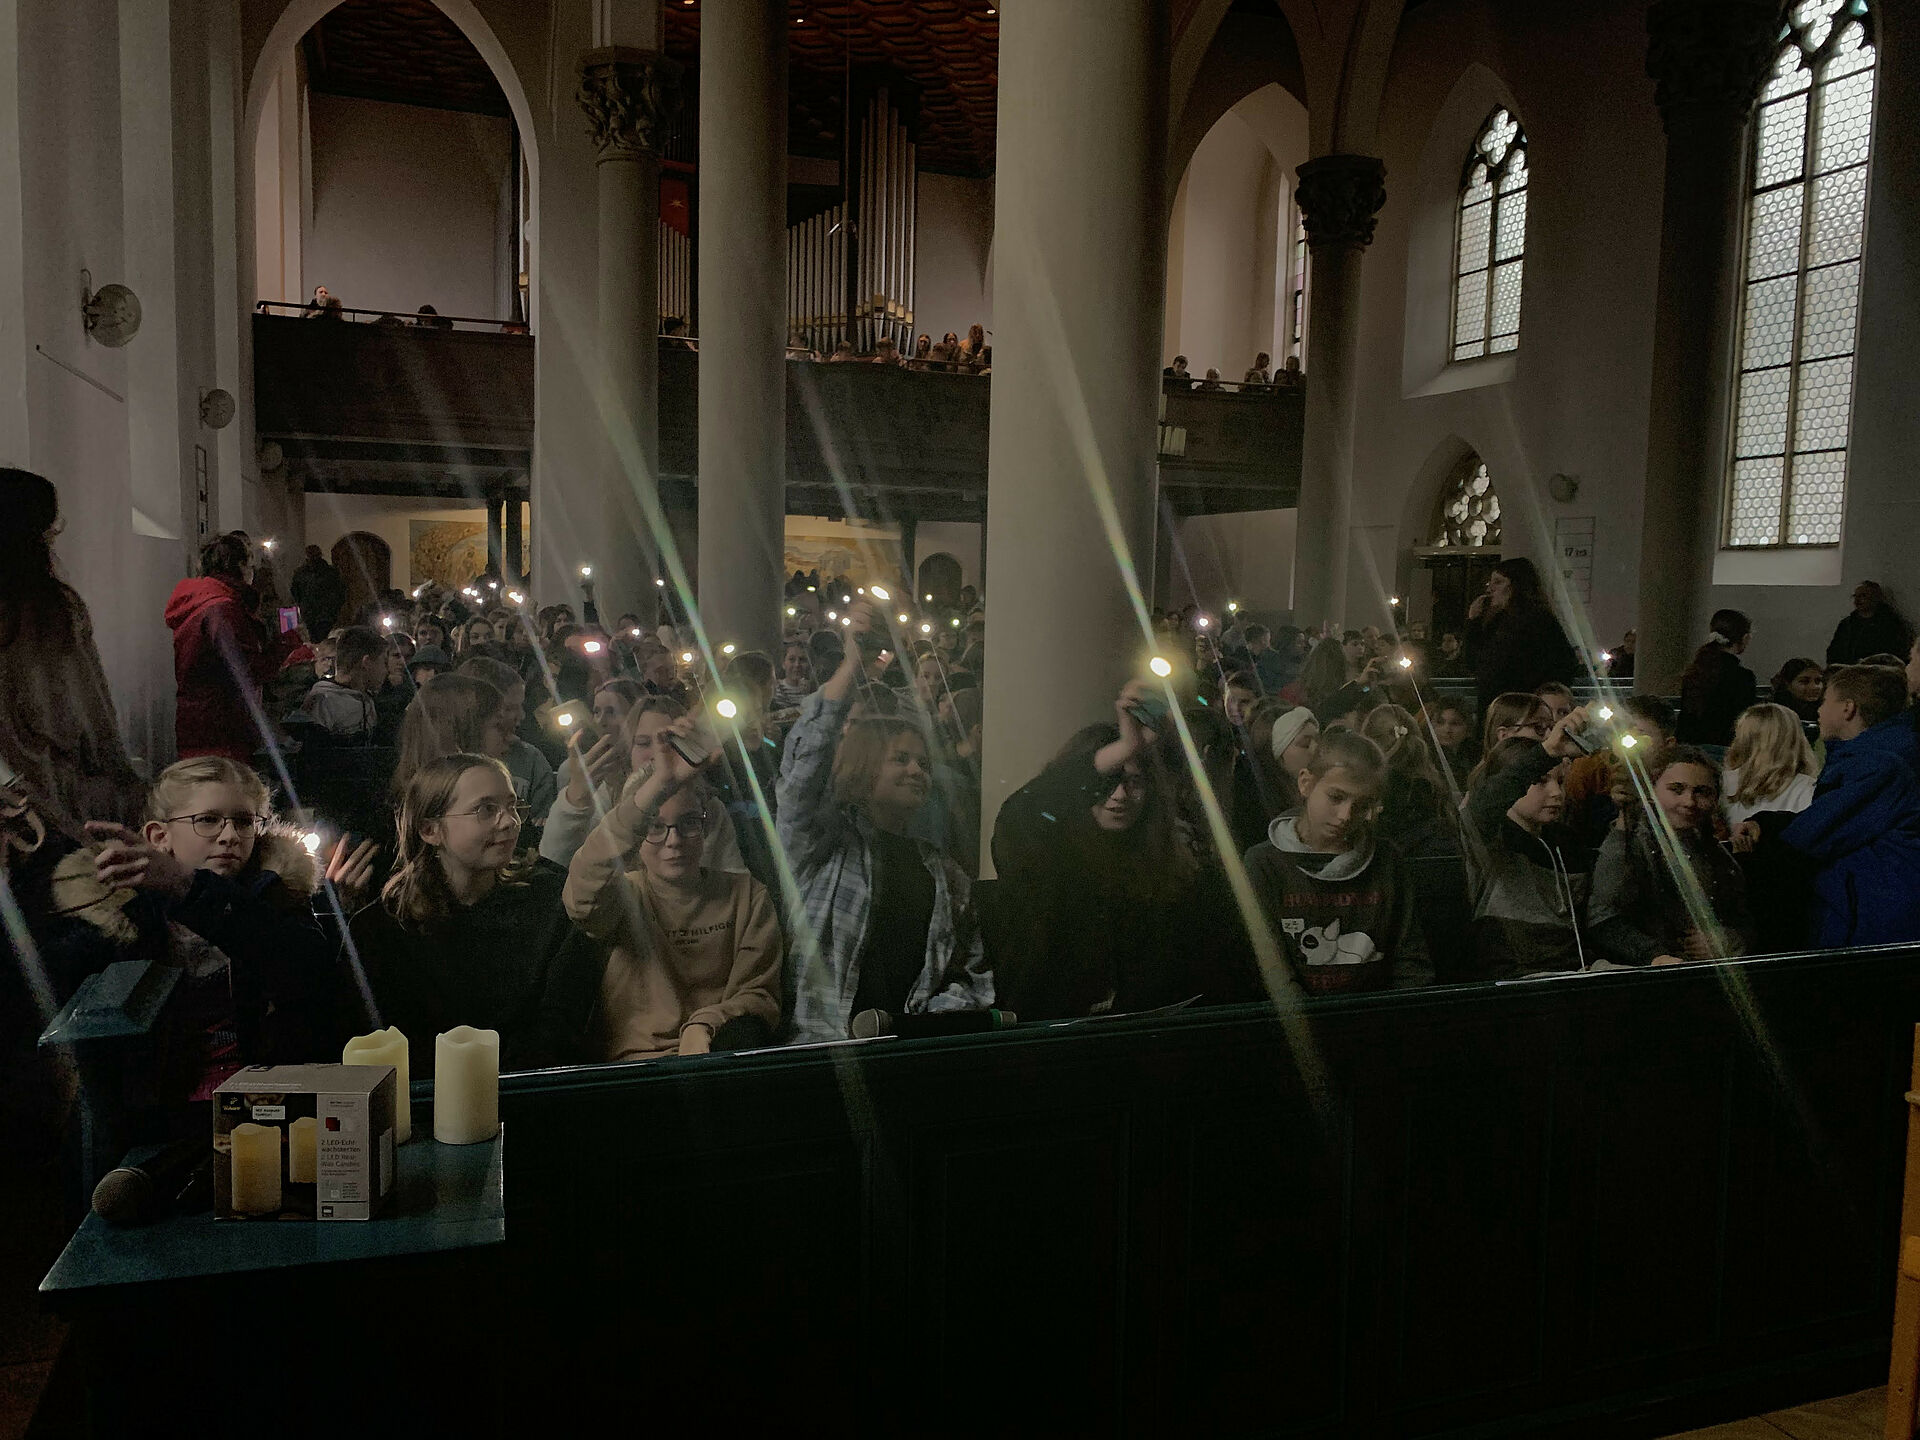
[{"left": 165, "top": 534, "right": 280, "bottom": 762}]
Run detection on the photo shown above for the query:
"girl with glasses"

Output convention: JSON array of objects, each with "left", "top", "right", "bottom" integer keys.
[
  {"left": 353, "top": 753, "right": 603, "bottom": 1076},
  {"left": 75, "top": 756, "right": 376, "bottom": 1085},
  {"left": 563, "top": 717, "right": 782, "bottom": 1059}
]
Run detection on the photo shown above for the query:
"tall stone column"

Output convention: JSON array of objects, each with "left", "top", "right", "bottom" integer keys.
[
  {"left": 1635, "top": 0, "right": 1784, "bottom": 691},
  {"left": 978, "top": 0, "right": 1169, "bottom": 870},
  {"left": 578, "top": 39, "right": 680, "bottom": 621},
  {"left": 1291, "top": 153, "right": 1384, "bottom": 631},
  {"left": 696, "top": 0, "right": 788, "bottom": 659}
]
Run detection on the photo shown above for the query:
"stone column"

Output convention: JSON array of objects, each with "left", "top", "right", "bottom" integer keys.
[
  {"left": 696, "top": 0, "right": 788, "bottom": 659},
  {"left": 1291, "top": 153, "right": 1385, "bottom": 631},
  {"left": 578, "top": 39, "right": 680, "bottom": 622},
  {"left": 978, "top": 0, "right": 1169, "bottom": 870},
  {"left": 1635, "top": 0, "right": 1784, "bottom": 691}
]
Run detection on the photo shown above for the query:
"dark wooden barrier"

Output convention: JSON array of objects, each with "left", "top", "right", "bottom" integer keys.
[{"left": 495, "top": 946, "right": 1916, "bottom": 1437}]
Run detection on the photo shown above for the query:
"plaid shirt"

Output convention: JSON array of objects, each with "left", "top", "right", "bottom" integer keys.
[{"left": 774, "top": 689, "right": 993, "bottom": 1041}]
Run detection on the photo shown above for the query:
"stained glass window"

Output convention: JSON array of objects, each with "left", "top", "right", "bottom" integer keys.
[
  {"left": 1451, "top": 109, "right": 1527, "bottom": 362},
  {"left": 1285, "top": 211, "right": 1310, "bottom": 368},
  {"left": 1433, "top": 454, "right": 1502, "bottom": 548},
  {"left": 1726, "top": 0, "right": 1876, "bottom": 548}
]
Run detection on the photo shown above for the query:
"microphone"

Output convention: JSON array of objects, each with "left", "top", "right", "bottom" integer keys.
[
  {"left": 91, "top": 1138, "right": 213, "bottom": 1226},
  {"left": 849, "top": 1009, "right": 1018, "bottom": 1040}
]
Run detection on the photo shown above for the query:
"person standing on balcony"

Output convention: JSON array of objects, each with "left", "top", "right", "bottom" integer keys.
[{"left": 1243, "top": 353, "right": 1272, "bottom": 387}]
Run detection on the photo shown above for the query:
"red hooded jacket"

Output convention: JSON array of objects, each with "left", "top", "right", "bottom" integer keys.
[{"left": 165, "top": 575, "right": 277, "bottom": 761}]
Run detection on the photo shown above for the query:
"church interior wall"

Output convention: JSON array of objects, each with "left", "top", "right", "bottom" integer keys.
[{"left": 912, "top": 171, "right": 993, "bottom": 346}]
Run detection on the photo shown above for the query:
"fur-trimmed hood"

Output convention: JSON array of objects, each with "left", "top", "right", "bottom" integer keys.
[{"left": 52, "top": 824, "right": 322, "bottom": 944}]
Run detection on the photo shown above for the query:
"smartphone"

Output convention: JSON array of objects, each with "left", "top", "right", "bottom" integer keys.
[
  {"left": 538, "top": 698, "right": 600, "bottom": 748},
  {"left": 1126, "top": 693, "right": 1172, "bottom": 732},
  {"left": 1565, "top": 708, "right": 1616, "bottom": 756},
  {"left": 278, "top": 606, "right": 302, "bottom": 635},
  {"left": 666, "top": 729, "right": 712, "bottom": 768}
]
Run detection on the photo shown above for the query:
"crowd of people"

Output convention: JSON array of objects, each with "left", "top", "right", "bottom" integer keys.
[
  {"left": 1163, "top": 352, "right": 1304, "bottom": 392},
  {"left": 5, "top": 465, "right": 1920, "bottom": 1113},
  {"left": 787, "top": 321, "right": 992, "bottom": 373}
]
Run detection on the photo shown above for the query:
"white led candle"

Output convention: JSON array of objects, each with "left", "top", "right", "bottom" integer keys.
[
  {"left": 344, "top": 1027, "right": 411, "bottom": 1143},
  {"left": 229, "top": 1123, "right": 282, "bottom": 1214},
  {"left": 434, "top": 1026, "right": 500, "bottom": 1145},
  {"left": 288, "top": 1116, "right": 318, "bottom": 1184}
]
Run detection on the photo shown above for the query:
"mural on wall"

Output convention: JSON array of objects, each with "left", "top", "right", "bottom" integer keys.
[
  {"left": 782, "top": 523, "right": 904, "bottom": 588},
  {"left": 410, "top": 519, "right": 490, "bottom": 589}
]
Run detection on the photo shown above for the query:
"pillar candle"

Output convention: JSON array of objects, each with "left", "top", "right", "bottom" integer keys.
[
  {"left": 229, "top": 1123, "right": 282, "bottom": 1214},
  {"left": 434, "top": 1026, "right": 500, "bottom": 1145},
  {"left": 343, "top": 1026, "right": 411, "bottom": 1143},
  {"left": 288, "top": 1115, "right": 318, "bottom": 1184}
]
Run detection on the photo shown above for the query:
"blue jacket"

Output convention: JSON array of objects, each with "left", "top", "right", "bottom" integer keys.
[{"left": 1783, "top": 718, "right": 1920, "bottom": 947}]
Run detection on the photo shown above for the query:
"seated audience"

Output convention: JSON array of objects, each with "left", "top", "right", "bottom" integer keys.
[
  {"left": 1723, "top": 703, "right": 1820, "bottom": 825},
  {"left": 1769, "top": 657, "right": 1825, "bottom": 726},
  {"left": 563, "top": 716, "right": 782, "bottom": 1060},
  {"left": 1534, "top": 682, "right": 1576, "bottom": 726},
  {"left": 1464, "top": 692, "right": 1553, "bottom": 789},
  {"left": 81, "top": 757, "right": 372, "bottom": 1079},
  {"left": 1197, "top": 367, "right": 1224, "bottom": 391},
  {"left": 1590, "top": 744, "right": 1754, "bottom": 966},
  {"left": 391, "top": 673, "right": 513, "bottom": 803},
  {"left": 300, "top": 624, "right": 383, "bottom": 737},
  {"left": 1360, "top": 705, "right": 1458, "bottom": 855},
  {"left": 776, "top": 602, "right": 993, "bottom": 1040},
  {"left": 1242, "top": 353, "right": 1272, "bottom": 386},
  {"left": 992, "top": 680, "right": 1256, "bottom": 1020},
  {"left": 1677, "top": 609, "right": 1759, "bottom": 746},
  {"left": 1770, "top": 664, "right": 1920, "bottom": 947},
  {"left": 773, "top": 639, "right": 816, "bottom": 712},
  {"left": 408, "top": 643, "right": 453, "bottom": 687},
  {"left": 1244, "top": 729, "right": 1424, "bottom": 993},
  {"left": 1421, "top": 699, "right": 1475, "bottom": 786},
  {"left": 1162, "top": 355, "right": 1193, "bottom": 389},
  {"left": 456, "top": 656, "right": 558, "bottom": 825},
  {"left": 353, "top": 753, "right": 602, "bottom": 1075},
  {"left": 1464, "top": 710, "right": 1599, "bottom": 978}
]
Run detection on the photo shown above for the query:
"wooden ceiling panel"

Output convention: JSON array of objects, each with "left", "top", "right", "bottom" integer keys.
[{"left": 303, "top": 0, "right": 510, "bottom": 118}]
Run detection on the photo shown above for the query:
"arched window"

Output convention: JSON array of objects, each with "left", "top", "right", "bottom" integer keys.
[
  {"left": 1725, "top": 0, "right": 1877, "bottom": 548},
  {"left": 1432, "top": 453, "right": 1503, "bottom": 548},
  {"left": 1285, "top": 209, "right": 1310, "bottom": 368},
  {"left": 1451, "top": 108, "right": 1528, "bottom": 362}
]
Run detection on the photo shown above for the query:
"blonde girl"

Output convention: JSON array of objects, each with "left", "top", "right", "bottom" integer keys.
[{"left": 1722, "top": 703, "right": 1820, "bottom": 825}]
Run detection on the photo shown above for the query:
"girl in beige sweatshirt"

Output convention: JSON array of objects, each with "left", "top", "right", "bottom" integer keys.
[{"left": 563, "top": 721, "right": 783, "bottom": 1059}]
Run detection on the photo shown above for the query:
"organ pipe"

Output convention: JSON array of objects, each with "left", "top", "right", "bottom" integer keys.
[{"left": 789, "top": 87, "right": 913, "bottom": 355}]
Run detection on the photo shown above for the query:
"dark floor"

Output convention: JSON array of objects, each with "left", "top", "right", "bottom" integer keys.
[
  {"left": 0, "top": 1039, "right": 77, "bottom": 1440},
  {"left": 1663, "top": 1386, "right": 1886, "bottom": 1439}
]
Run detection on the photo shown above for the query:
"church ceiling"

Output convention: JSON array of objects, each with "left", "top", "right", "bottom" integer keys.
[{"left": 302, "top": 0, "right": 511, "bottom": 118}]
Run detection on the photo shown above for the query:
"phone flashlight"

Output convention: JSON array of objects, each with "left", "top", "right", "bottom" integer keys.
[
  {"left": 583, "top": 640, "right": 603, "bottom": 655},
  {"left": 629, "top": 628, "right": 642, "bottom": 638},
  {"left": 301, "top": 831, "right": 323, "bottom": 856},
  {"left": 655, "top": 578, "right": 666, "bottom": 588},
  {"left": 716, "top": 698, "right": 739, "bottom": 720},
  {"left": 920, "top": 623, "right": 932, "bottom": 634},
  {"left": 870, "top": 584, "right": 891, "bottom": 602},
  {"left": 786, "top": 607, "right": 797, "bottom": 617},
  {"left": 579, "top": 564, "right": 593, "bottom": 579},
  {"left": 1398, "top": 655, "right": 1413, "bottom": 670},
  {"left": 721, "top": 643, "right": 736, "bottom": 656},
  {"left": 1149, "top": 656, "right": 1173, "bottom": 678}
]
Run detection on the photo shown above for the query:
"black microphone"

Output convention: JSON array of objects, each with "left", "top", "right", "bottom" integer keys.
[
  {"left": 849, "top": 1008, "right": 1018, "bottom": 1041},
  {"left": 92, "top": 1138, "right": 213, "bottom": 1226}
]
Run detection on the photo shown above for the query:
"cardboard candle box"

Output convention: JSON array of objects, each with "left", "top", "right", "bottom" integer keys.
[{"left": 213, "top": 1064, "right": 397, "bottom": 1221}]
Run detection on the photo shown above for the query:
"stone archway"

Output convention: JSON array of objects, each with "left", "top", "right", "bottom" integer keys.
[{"left": 917, "top": 552, "right": 964, "bottom": 610}]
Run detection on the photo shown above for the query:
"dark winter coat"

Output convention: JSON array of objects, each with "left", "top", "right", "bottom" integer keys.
[
  {"left": 1782, "top": 717, "right": 1920, "bottom": 947},
  {"left": 165, "top": 575, "right": 278, "bottom": 762},
  {"left": 1466, "top": 604, "right": 1579, "bottom": 703}
]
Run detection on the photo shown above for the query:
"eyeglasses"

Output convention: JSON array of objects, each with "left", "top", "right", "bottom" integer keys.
[
  {"left": 444, "top": 799, "right": 531, "bottom": 827},
  {"left": 163, "top": 812, "right": 268, "bottom": 839},
  {"left": 642, "top": 813, "right": 710, "bottom": 844}
]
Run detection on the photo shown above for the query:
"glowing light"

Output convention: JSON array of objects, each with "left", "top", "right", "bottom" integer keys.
[
  {"left": 301, "top": 831, "right": 322, "bottom": 855},
  {"left": 1598, "top": 705, "right": 1615, "bottom": 721},
  {"left": 262, "top": 538, "right": 278, "bottom": 552},
  {"left": 486, "top": 579, "right": 499, "bottom": 590},
  {"left": 557, "top": 711, "right": 575, "bottom": 727},
  {"left": 413, "top": 584, "right": 429, "bottom": 598},
  {"left": 826, "top": 610, "right": 838, "bottom": 621},
  {"left": 722, "top": 643, "right": 736, "bottom": 656},
  {"left": 1196, "top": 616, "right": 1210, "bottom": 629},
  {"left": 924, "top": 593, "right": 933, "bottom": 602},
  {"left": 841, "top": 617, "right": 852, "bottom": 628},
  {"left": 897, "top": 613, "right": 910, "bottom": 624},
  {"left": 655, "top": 577, "right": 666, "bottom": 587},
  {"left": 870, "top": 584, "right": 891, "bottom": 602},
  {"left": 583, "top": 640, "right": 603, "bottom": 654},
  {"left": 856, "top": 587, "right": 865, "bottom": 595},
  {"left": 920, "top": 622, "right": 932, "bottom": 634},
  {"left": 716, "top": 698, "right": 738, "bottom": 720},
  {"left": 579, "top": 564, "right": 593, "bottom": 579},
  {"left": 1226, "top": 601, "right": 1239, "bottom": 613},
  {"left": 785, "top": 606, "right": 797, "bottom": 616},
  {"left": 1619, "top": 734, "right": 1638, "bottom": 750},
  {"left": 807, "top": 585, "right": 816, "bottom": 592},
  {"left": 951, "top": 618, "right": 961, "bottom": 628},
  {"left": 1397, "top": 655, "right": 1413, "bottom": 669},
  {"left": 1149, "top": 656, "right": 1173, "bottom": 679},
  {"left": 842, "top": 594, "right": 852, "bottom": 604},
  {"left": 507, "top": 590, "right": 525, "bottom": 605},
  {"left": 1600, "top": 650, "right": 1612, "bottom": 663},
  {"left": 630, "top": 628, "right": 643, "bottom": 637},
  {"left": 1389, "top": 595, "right": 1401, "bottom": 606},
  {"left": 681, "top": 651, "right": 693, "bottom": 664},
  {"left": 380, "top": 616, "right": 395, "bottom": 629}
]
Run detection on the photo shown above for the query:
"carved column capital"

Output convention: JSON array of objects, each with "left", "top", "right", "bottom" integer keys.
[
  {"left": 578, "top": 46, "right": 683, "bottom": 160},
  {"left": 1294, "top": 154, "right": 1387, "bottom": 252},
  {"left": 1645, "top": 0, "right": 1788, "bottom": 132}
]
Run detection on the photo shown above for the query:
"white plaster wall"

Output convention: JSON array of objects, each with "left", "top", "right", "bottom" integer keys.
[
  {"left": 1344, "top": 0, "right": 1665, "bottom": 655},
  {"left": 302, "top": 492, "right": 489, "bottom": 586},
  {"left": 304, "top": 92, "right": 513, "bottom": 319},
  {"left": 1174, "top": 508, "right": 1296, "bottom": 622},
  {"left": 913, "top": 172, "right": 993, "bottom": 345},
  {"left": 1164, "top": 109, "right": 1274, "bottom": 378},
  {"left": 914, "top": 521, "right": 983, "bottom": 592}
]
